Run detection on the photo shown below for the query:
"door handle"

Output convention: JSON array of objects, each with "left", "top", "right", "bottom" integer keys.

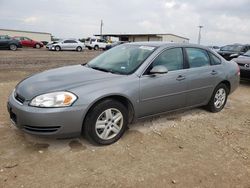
[
  {"left": 211, "top": 70, "right": 218, "bottom": 75},
  {"left": 176, "top": 75, "right": 186, "bottom": 81}
]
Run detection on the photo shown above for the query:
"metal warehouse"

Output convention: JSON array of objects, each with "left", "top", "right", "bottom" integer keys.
[
  {"left": 95, "top": 33, "right": 189, "bottom": 43},
  {"left": 0, "top": 29, "right": 52, "bottom": 42}
]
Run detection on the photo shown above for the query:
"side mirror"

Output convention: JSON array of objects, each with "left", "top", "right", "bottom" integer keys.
[{"left": 150, "top": 65, "right": 168, "bottom": 75}]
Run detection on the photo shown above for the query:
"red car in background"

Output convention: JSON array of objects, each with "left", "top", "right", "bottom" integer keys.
[{"left": 13, "top": 36, "right": 44, "bottom": 48}]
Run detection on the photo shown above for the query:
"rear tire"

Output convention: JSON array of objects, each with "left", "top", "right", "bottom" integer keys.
[
  {"left": 94, "top": 45, "right": 99, "bottom": 50},
  {"left": 76, "top": 46, "right": 82, "bottom": 52},
  {"left": 83, "top": 99, "right": 128, "bottom": 145},
  {"left": 206, "top": 83, "right": 229, "bottom": 113},
  {"left": 9, "top": 44, "right": 17, "bottom": 51},
  {"left": 35, "top": 44, "right": 41, "bottom": 49}
]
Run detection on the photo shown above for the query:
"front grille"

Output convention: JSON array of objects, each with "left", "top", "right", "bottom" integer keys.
[
  {"left": 15, "top": 93, "right": 25, "bottom": 104},
  {"left": 23, "top": 125, "right": 61, "bottom": 133}
]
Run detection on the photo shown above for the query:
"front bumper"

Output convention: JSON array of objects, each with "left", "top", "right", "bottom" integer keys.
[
  {"left": 7, "top": 91, "right": 87, "bottom": 138},
  {"left": 239, "top": 66, "right": 250, "bottom": 78}
]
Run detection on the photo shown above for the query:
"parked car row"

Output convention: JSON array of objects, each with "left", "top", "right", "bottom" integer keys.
[
  {"left": 0, "top": 34, "right": 127, "bottom": 52},
  {"left": 217, "top": 44, "right": 250, "bottom": 60}
]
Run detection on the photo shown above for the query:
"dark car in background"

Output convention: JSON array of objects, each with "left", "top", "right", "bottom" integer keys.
[
  {"left": 13, "top": 36, "right": 44, "bottom": 49},
  {"left": 217, "top": 44, "right": 250, "bottom": 61},
  {"left": 232, "top": 50, "right": 250, "bottom": 78},
  {"left": 0, "top": 35, "right": 22, "bottom": 51}
]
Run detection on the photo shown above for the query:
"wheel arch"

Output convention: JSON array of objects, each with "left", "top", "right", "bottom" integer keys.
[
  {"left": 219, "top": 80, "right": 231, "bottom": 93},
  {"left": 82, "top": 94, "right": 135, "bottom": 129}
]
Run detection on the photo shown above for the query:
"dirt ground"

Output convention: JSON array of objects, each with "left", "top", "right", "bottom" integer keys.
[{"left": 0, "top": 48, "right": 250, "bottom": 188}]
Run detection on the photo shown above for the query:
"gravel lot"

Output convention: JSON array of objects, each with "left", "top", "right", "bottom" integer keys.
[{"left": 0, "top": 48, "right": 250, "bottom": 188}]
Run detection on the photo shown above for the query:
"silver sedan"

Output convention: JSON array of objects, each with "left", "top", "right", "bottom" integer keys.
[
  {"left": 8, "top": 42, "right": 239, "bottom": 145},
  {"left": 49, "top": 39, "right": 85, "bottom": 52}
]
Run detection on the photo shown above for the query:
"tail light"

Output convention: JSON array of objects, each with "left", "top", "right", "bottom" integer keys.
[{"left": 237, "top": 65, "right": 240, "bottom": 76}]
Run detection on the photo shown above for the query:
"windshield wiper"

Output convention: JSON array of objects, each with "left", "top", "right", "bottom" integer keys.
[{"left": 90, "top": 66, "right": 113, "bottom": 73}]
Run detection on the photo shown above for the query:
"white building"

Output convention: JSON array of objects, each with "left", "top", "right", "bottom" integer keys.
[
  {"left": 95, "top": 33, "right": 189, "bottom": 43},
  {"left": 0, "top": 29, "right": 52, "bottom": 42}
]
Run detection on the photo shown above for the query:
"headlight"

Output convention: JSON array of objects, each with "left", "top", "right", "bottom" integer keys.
[{"left": 30, "top": 92, "right": 77, "bottom": 108}]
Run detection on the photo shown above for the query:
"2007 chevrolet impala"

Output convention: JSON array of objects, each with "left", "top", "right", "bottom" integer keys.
[{"left": 7, "top": 42, "right": 240, "bottom": 145}]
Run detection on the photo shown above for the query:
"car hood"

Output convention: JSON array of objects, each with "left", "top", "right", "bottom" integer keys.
[
  {"left": 15, "top": 65, "right": 121, "bottom": 100},
  {"left": 233, "top": 56, "right": 250, "bottom": 64}
]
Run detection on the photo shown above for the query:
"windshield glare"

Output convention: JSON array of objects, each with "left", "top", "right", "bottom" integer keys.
[
  {"left": 221, "top": 45, "right": 243, "bottom": 52},
  {"left": 87, "top": 44, "right": 156, "bottom": 75}
]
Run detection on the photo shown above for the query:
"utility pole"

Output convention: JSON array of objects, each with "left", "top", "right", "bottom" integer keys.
[
  {"left": 198, "top": 25, "right": 203, "bottom": 44},
  {"left": 100, "top": 20, "right": 104, "bottom": 39}
]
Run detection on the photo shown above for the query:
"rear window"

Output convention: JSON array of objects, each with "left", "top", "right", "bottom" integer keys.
[
  {"left": 186, "top": 48, "right": 210, "bottom": 68},
  {"left": 209, "top": 53, "right": 221, "bottom": 65}
]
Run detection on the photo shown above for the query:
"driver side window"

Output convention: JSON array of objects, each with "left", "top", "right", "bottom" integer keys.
[{"left": 151, "top": 48, "right": 184, "bottom": 72}]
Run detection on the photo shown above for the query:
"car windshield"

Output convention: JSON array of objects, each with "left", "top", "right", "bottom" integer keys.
[
  {"left": 243, "top": 50, "right": 250, "bottom": 57},
  {"left": 86, "top": 44, "right": 156, "bottom": 75},
  {"left": 220, "top": 45, "right": 243, "bottom": 52}
]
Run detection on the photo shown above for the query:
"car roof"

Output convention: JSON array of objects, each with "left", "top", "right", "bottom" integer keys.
[{"left": 127, "top": 42, "right": 210, "bottom": 50}]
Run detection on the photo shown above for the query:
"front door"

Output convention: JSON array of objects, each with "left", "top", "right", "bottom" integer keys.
[{"left": 139, "top": 48, "right": 188, "bottom": 117}]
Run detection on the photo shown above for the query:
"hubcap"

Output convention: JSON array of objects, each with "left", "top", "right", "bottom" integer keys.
[
  {"left": 10, "top": 45, "right": 17, "bottom": 50},
  {"left": 214, "top": 88, "right": 226, "bottom": 109},
  {"left": 95, "top": 108, "right": 123, "bottom": 140}
]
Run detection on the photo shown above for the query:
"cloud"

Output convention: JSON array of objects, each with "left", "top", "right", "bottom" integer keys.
[{"left": 23, "top": 16, "right": 39, "bottom": 24}]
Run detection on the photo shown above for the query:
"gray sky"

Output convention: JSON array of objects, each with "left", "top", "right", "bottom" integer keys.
[{"left": 0, "top": 0, "right": 249, "bottom": 45}]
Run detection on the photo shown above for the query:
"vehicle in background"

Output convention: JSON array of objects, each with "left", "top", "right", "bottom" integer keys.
[
  {"left": 41, "top": 41, "right": 49, "bottom": 46},
  {"left": 85, "top": 38, "right": 109, "bottom": 50},
  {"left": 105, "top": 41, "right": 126, "bottom": 50},
  {"left": 208, "top": 46, "right": 220, "bottom": 52},
  {"left": 217, "top": 44, "right": 250, "bottom": 61},
  {"left": 46, "top": 41, "right": 60, "bottom": 49},
  {"left": 13, "top": 36, "right": 44, "bottom": 49},
  {"left": 232, "top": 50, "right": 250, "bottom": 78},
  {"left": 49, "top": 39, "right": 85, "bottom": 52},
  {"left": 8, "top": 42, "right": 239, "bottom": 145},
  {"left": 0, "top": 35, "right": 22, "bottom": 51}
]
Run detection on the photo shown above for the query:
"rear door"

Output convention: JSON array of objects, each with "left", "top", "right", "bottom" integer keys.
[
  {"left": 184, "top": 48, "right": 223, "bottom": 107},
  {"left": 139, "top": 47, "right": 188, "bottom": 117},
  {"left": 62, "top": 40, "right": 77, "bottom": 50},
  {"left": 22, "top": 37, "right": 32, "bottom": 47}
]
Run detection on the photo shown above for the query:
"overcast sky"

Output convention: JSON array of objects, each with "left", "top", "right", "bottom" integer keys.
[{"left": 0, "top": 0, "right": 249, "bottom": 45}]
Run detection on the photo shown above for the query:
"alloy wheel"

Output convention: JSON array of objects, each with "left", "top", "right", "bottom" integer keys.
[
  {"left": 95, "top": 108, "right": 123, "bottom": 140},
  {"left": 214, "top": 88, "right": 226, "bottom": 109}
]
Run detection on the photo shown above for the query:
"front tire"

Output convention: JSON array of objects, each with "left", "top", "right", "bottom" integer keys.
[
  {"left": 55, "top": 46, "right": 61, "bottom": 51},
  {"left": 83, "top": 99, "right": 128, "bottom": 145},
  {"left": 206, "top": 83, "right": 229, "bottom": 113}
]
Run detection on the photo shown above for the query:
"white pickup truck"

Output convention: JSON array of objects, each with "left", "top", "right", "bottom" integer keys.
[{"left": 85, "top": 38, "right": 109, "bottom": 50}]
